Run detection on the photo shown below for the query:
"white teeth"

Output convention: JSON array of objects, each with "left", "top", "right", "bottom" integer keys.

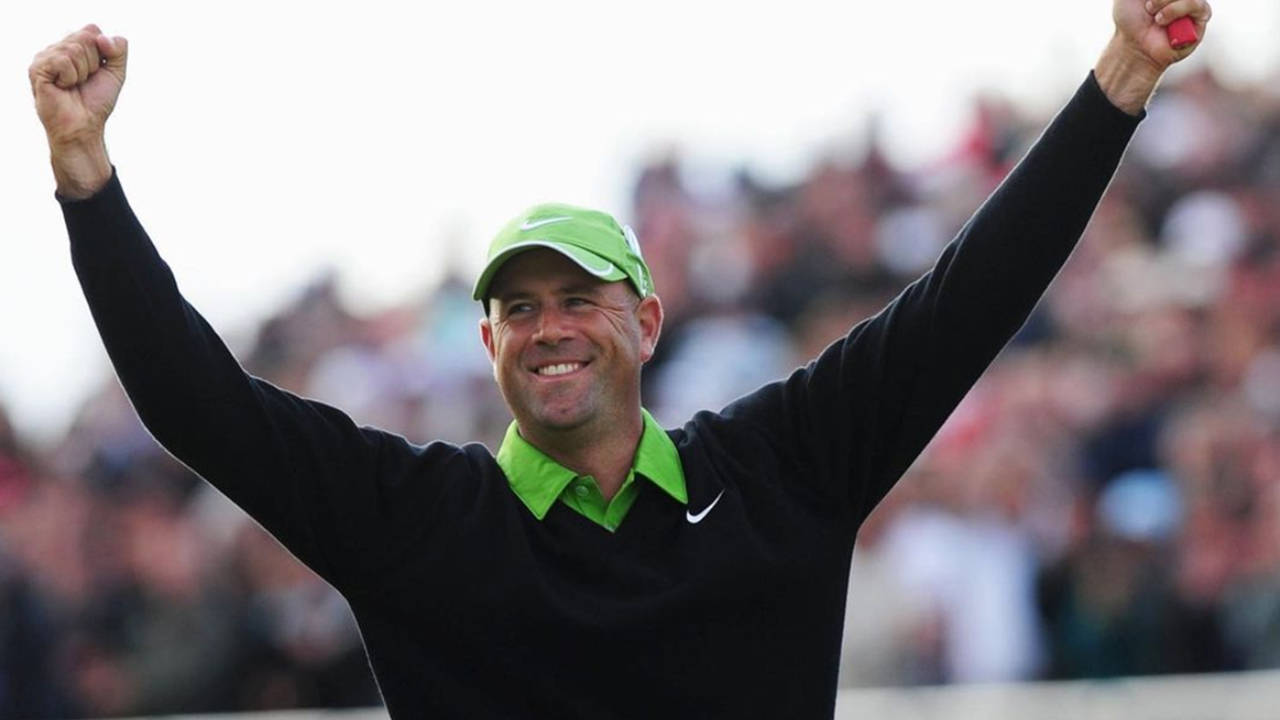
[{"left": 537, "top": 363, "right": 582, "bottom": 377}]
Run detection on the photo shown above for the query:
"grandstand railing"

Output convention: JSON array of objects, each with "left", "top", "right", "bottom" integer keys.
[{"left": 112, "top": 669, "right": 1280, "bottom": 720}]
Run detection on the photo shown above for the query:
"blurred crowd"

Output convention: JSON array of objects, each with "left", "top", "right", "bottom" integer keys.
[{"left": 3, "top": 67, "right": 1280, "bottom": 716}]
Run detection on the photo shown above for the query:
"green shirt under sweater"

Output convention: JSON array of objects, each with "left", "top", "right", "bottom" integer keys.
[{"left": 497, "top": 409, "right": 687, "bottom": 532}]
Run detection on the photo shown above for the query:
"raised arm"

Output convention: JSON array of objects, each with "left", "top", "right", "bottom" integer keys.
[
  {"left": 714, "top": 0, "right": 1211, "bottom": 526},
  {"left": 29, "top": 26, "right": 455, "bottom": 597}
]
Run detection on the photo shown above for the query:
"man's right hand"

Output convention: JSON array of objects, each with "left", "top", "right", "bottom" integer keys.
[{"left": 29, "top": 24, "right": 128, "bottom": 199}]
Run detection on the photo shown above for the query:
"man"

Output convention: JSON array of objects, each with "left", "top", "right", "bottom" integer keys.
[{"left": 30, "top": 2, "right": 1210, "bottom": 716}]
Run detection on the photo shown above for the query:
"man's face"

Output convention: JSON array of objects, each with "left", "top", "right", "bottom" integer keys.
[{"left": 479, "top": 249, "right": 662, "bottom": 437}]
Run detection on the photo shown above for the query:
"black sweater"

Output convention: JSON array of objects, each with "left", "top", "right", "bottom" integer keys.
[{"left": 63, "top": 73, "right": 1140, "bottom": 718}]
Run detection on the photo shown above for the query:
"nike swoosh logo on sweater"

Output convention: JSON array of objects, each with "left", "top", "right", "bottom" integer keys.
[{"left": 686, "top": 490, "right": 724, "bottom": 524}]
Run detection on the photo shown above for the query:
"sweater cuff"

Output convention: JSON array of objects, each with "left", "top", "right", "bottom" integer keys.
[
  {"left": 56, "top": 165, "right": 122, "bottom": 208},
  {"left": 59, "top": 165, "right": 130, "bottom": 243},
  {"left": 60, "top": 166, "right": 140, "bottom": 271},
  {"left": 1037, "top": 71, "right": 1145, "bottom": 165},
  {"left": 1084, "top": 69, "right": 1147, "bottom": 125}
]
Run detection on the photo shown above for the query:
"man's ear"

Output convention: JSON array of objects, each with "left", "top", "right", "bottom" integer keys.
[
  {"left": 479, "top": 316, "right": 496, "bottom": 363},
  {"left": 636, "top": 294, "right": 664, "bottom": 364}
]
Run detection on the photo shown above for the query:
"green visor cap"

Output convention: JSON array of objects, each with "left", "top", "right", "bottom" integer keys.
[{"left": 473, "top": 202, "right": 654, "bottom": 303}]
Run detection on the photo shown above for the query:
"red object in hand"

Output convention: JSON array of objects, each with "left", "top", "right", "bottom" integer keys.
[{"left": 1167, "top": 16, "right": 1198, "bottom": 49}]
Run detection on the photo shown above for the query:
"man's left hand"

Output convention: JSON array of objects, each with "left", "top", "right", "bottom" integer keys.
[
  {"left": 1096, "top": 0, "right": 1212, "bottom": 114},
  {"left": 1114, "top": 0, "right": 1211, "bottom": 71}
]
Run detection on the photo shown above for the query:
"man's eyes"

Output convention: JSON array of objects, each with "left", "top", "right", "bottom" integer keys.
[{"left": 503, "top": 297, "right": 591, "bottom": 317}]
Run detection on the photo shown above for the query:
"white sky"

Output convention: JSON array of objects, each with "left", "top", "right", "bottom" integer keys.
[{"left": 2, "top": 0, "right": 1276, "bottom": 445}]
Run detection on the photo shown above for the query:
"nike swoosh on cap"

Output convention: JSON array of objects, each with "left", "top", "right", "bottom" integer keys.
[
  {"left": 520, "top": 216, "right": 572, "bottom": 231},
  {"left": 686, "top": 489, "right": 724, "bottom": 524}
]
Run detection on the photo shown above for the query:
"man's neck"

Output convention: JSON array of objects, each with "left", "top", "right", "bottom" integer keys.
[{"left": 519, "top": 411, "right": 643, "bottom": 501}]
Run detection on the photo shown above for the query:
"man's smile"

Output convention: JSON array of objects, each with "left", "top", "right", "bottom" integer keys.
[{"left": 531, "top": 360, "right": 590, "bottom": 378}]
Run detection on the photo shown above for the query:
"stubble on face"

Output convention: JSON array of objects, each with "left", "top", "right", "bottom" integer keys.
[{"left": 480, "top": 250, "right": 650, "bottom": 445}]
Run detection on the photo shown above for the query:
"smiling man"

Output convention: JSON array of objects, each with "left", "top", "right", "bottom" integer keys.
[
  {"left": 476, "top": 206, "right": 666, "bottom": 528},
  {"left": 31, "top": 1, "right": 1209, "bottom": 717}
]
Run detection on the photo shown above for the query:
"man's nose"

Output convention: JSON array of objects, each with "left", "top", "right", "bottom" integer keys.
[{"left": 532, "top": 306, "right": 572, "bottom": 344}]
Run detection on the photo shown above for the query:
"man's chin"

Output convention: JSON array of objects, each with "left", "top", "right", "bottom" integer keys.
[
  {"left": 525, "top": 404, "right": 594, "bottom": 433},
  {"left": 535, "top": 412, "right": 591, "bottom": 432}
]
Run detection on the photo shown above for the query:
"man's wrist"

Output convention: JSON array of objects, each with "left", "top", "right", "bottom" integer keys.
[
  {"left": 1094, "top": 34, "right": 1165, "bottom": 116},
  {"left": 50, "top": 137, "right": 112, "bottom": 200}
]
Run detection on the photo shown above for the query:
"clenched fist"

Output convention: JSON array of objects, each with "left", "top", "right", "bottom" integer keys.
[
  {"left": 1114, "top": 0, "right": 1211, "bottom": 69},
  {"left": 29, "top": 24, "right": 128, "bottom": 199},
  {"left": 1095, "top": 0, "right": 1212, "bottom": 115}
]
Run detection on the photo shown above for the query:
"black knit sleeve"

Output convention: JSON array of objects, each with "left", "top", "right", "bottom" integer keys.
[
  {"left": 62, "top": 172, "right": 460, "bottom": 595},
  {"left": 716, "top": 72, "right": 1142, "bottom": 527}
]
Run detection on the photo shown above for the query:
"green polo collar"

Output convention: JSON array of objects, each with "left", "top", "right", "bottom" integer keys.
[{"left": 497, "top": 409, "right": 687, "bottom": 527}]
